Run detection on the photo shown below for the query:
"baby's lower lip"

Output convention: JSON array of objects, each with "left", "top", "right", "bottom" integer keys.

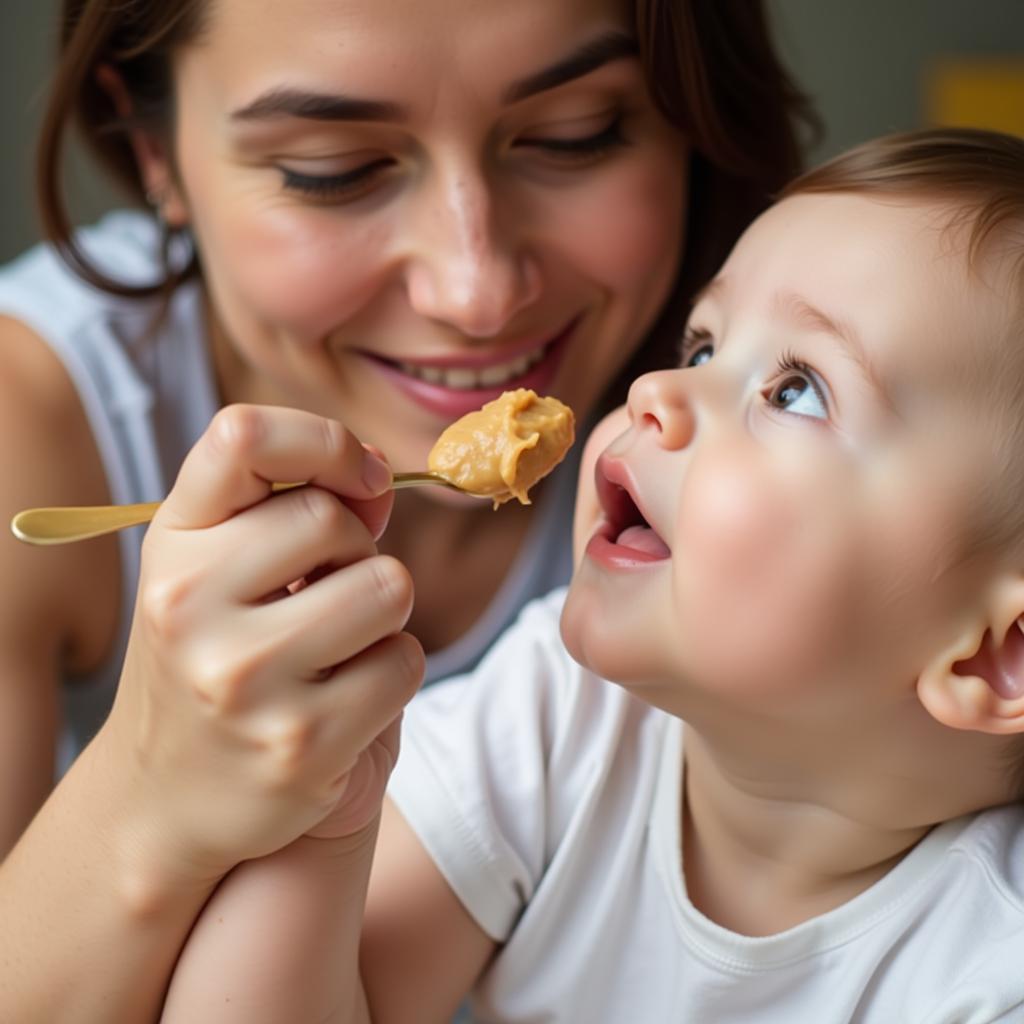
[
  {"left": 366, "top": 320, "right": 576, "bottom": 419},
  {"left": 585, "top": 525, "right": 670, "bottom": 569}
]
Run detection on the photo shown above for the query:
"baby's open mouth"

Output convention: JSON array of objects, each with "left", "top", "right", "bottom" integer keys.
[{"left": 596, "top": 461, "right": 671, "bottom": 561}]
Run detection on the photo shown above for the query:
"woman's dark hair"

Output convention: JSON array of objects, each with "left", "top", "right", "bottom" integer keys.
[
  {"left": 38, "top": 0, "right": 817, "bottom": 386},
  {"left": 38, "top": 0, "right": 208, "bottom": 300}
]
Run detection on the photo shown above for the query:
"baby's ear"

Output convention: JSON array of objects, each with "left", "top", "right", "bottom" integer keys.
[{"left": 917, "top": 577, "right": 1024, "bottom": 735}]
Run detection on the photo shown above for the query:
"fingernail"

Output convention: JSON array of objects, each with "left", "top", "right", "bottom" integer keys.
[{"left": 362, "top": 451, "right": 392, "bottom": 493}]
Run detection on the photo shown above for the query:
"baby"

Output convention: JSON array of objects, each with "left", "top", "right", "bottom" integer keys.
[{"left": 162, "top": 128, "right": 1024, "bottom": 1023}]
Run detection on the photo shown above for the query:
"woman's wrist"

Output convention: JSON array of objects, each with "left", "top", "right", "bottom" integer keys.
[{"left": 71, "top": 728, "right": 222, "bottom": 916}]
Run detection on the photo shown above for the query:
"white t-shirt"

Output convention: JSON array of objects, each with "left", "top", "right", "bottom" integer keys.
[
  {"left": 0, "top": 213, "right": 577, "bottom": 767},
  {"left": 389, "top": 588, "right": 1024, "bottom": 1024}
]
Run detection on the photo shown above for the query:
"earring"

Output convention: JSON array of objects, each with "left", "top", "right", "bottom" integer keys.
[{"left": 145, "top": 185, "right": 168, "bottom": 222}]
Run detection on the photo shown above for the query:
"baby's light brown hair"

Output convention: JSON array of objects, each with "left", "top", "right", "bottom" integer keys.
[
  {"left": 780, "top": 127, "right": 1024, "bottom": 290},
  {"left": 779, "top": 127, "right": 1024, "bottom": 422}
]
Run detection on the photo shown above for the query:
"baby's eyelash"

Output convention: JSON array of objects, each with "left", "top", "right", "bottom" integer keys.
[
  {"left": 678, "top": 326, "right": 712, "bottom": 363},
  {"left": 766, "top": 348, "right": 831, "bottom": 419},
  {"left": 775, "top": 348, "right": 811, "bottom": 377}
]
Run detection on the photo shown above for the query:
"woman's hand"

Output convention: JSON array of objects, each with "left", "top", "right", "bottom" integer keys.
[{"left": 98, "top": 404, "right": 425, "bottom": 885}]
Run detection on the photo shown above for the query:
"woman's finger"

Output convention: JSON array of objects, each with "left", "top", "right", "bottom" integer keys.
[
  {"left": 205, "top": 485, "right": 380, "bottom": 604},
  {"left": 251, "top": 554, "right": 415, "bottom": 676},
  {"left": 304, "top": 631, "right": 425, "bottom": 768},
  {"left": 160, "top": 405, "right": 393, "bottom": 530}
]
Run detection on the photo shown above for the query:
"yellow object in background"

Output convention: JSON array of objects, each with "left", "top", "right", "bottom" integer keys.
[{"left": 926, "top": 60, "right": 1024, "bottom": 137}]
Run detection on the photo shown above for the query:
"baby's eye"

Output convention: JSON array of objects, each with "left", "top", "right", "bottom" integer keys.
[
  {"left": 763, "top": 362, "right": 829, "bottom": 420},
  {"left": 686, "top": 344, "right": 714, "bottom": 368},
  {"left": 680, "top": 328, "right": 713, "bottom": 368}
]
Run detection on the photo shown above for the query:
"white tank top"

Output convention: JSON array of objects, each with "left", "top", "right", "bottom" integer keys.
[{"left": 0, "top": 212, "right": 577, "bottom": 769}]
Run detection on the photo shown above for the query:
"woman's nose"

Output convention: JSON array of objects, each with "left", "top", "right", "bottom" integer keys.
[
  {"left": 403, "top": 171, "right": 542, "bottom": 337},
  {"left": 626, "top": 370, "right": 696, "bottom": 450}
]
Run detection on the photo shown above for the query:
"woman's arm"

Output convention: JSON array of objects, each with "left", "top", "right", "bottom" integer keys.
[
  {"left": 162, "top": 797, "right": 496, "bottom": 1024},
  {"left": 0, "top": 316, "right": 214, "bottom": 1020},
  {"left": 0, "top": 315, "right": 119, "bottom": 857},
  {"left": 0, "top": 400, "right": 420, "bottom": 1023},
  {"left": 0, "top": 737, "right": 222, "bottom": 1022}
]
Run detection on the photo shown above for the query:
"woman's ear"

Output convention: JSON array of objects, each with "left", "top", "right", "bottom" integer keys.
[
  {"left": 95, "top": 64, "right": 189, "bottom": 228},
  {"left": 917, "top": 576, "right": 1024, "bottom": 735}
]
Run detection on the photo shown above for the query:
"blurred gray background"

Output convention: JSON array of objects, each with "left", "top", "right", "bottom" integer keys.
[{"left": 2, "top": 0, "right": 1023, "bottom": 264}]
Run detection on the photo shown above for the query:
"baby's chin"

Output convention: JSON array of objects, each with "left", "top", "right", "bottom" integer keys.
[
  {"left": 559, "top": 589, "right": 584, "bottom": 668},
  {"left": 558, "top": 568, "right": 622, "bottom": 678}
]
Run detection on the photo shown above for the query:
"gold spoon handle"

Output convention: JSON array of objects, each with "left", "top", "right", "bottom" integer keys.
[{"left": 10, "top": 472, "right": 467, "bottom": 546}]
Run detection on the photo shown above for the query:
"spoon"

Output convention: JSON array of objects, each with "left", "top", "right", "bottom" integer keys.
[{"left": 10, "top": 472, "right": 481, "bottom": 546}]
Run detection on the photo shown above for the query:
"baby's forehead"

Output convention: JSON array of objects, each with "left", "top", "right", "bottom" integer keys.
[{"left": 730, "top": 193, "right": 1018, "bottom": 365}]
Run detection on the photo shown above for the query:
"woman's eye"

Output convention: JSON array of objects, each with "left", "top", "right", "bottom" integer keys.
[
  {"left": 764, "top": 368, "right": 829, "bottom": 420},
  {"left": 518, "top": 116, "right": 628, "bottom": 165},
  {"left": 279, "top": 158, "right": 394, "bottom": 202}
]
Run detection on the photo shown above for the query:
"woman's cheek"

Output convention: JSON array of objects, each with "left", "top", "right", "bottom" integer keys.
[
  {"left": 542, "top": 147, "right": 687, "bottom": 297},
  {"left": 187, "top": 161, "right": 389, "bottom": 337},
  {"left": 229, "top": 211, "right": 387, "bottom": 332}
]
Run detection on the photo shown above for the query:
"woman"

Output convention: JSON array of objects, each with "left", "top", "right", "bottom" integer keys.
[{"left": 0, "top": 0, "right": 814, "bottom": 1019}]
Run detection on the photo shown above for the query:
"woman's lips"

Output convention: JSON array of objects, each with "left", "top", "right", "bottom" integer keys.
[
  {"left": 586, "top": 454, "right": 671, "bottom": 568},
  {"left": 366, "top": 318, "right": 578, "bottom": 419}
]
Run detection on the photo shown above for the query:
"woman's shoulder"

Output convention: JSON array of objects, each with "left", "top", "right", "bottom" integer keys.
[
  {"left": 0, "top": 311, "right": 104, "bottom": 482},
  {"left": 0, "top": 311, "right": 121, "bottom": 665},
  {"left": 0, "top": 210, "right": 169, "bottom": 331},
  {"left": 0, "top": 212, "right": 209, "bottom": 491}
]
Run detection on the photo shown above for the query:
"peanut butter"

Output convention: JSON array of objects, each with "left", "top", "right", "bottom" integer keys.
[{"left": 427, "top": 389, "right": 575, "bottom": 507}]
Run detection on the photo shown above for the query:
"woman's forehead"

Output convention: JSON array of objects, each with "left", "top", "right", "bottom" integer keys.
[
  {"left": 196, "top": 0, "right": 632, "bottom": 60},
  {"left": 182, "top": 0, "right": 640, "bottom": 124}
]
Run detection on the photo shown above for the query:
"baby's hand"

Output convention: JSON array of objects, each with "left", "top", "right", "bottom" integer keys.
[{"left": 99, "top": 405, "right": 424, "bottom": 884}]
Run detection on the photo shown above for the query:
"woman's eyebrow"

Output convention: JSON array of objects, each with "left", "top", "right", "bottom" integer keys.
[
  {"left": 230, "top": 90, "right": 403, "bottom": 123},
  {"left": 229, "top": 29, "right": 638, "bottom": 126},
  {"left": 502, "top": 30, "right": 638, "bottom": 104}
]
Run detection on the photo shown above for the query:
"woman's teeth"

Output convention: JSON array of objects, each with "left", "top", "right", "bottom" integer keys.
[{"left": 396, "top": 344, "right": 547, "bottom": 390}]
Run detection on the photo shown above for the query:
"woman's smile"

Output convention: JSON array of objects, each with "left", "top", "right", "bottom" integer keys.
[{"left": 358, "top": 316, "right": 579, "bottom": 418}]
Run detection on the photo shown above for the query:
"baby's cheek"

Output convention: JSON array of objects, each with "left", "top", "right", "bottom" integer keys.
[
  {"left": 674, "top": 457, "right": 857, "bottom": 695},
  {"left": 676, "top": 452, "right": 802, "bottom": 595}
]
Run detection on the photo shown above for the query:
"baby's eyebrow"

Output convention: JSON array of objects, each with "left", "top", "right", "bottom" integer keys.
[{"left": 773, "top": 290, "right": 898, "bottom": 416}]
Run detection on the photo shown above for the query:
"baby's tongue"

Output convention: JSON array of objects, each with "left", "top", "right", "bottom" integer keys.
[{"left": 615, "top": 524, "right": 670, "bottom": 559}]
